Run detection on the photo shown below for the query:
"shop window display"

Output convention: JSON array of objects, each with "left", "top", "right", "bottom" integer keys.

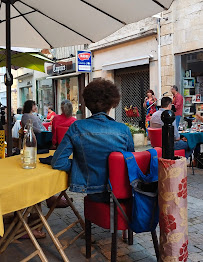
[
  {"left": 37, "top": 79, "right": 54, "bottom": 117},
  {"left": 58, "top": 77, "right": 78, "bottom": 116},
  {"left": 180, "top": 51, "right": 203, "bottom": 118}
]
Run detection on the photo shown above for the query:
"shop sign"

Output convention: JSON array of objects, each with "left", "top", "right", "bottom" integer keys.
[
  {"left": 76, "top": 50, "right": 92, "bottom": 72},
  {"left": 46, "top": 61, "right": 75, "bottom": 75}
]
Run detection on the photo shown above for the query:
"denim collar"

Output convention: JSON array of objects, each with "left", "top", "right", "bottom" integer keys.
[{"left": 88, "top": 112, "right": 115, "bottom": 121}]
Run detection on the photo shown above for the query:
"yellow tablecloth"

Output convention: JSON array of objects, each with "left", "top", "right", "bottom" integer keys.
[{"left": 0, "top": 151, "right": 68, "bottom": 236}]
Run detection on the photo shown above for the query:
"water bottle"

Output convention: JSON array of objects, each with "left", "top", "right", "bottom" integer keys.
[{"left": 22, "top": 119, "right": 37, "bottom": 169}]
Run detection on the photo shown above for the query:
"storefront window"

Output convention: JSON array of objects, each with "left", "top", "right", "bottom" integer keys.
[
  {"left": 20, "top": 87, "right": 32, "bottom": 107},
  {"left": 37, "top": 78, "right": 53, "bottom": 117},
  {"left": 176, "top": 51, "right": 203, "bottom": 118},
  {"left": 57, "top": 77, "right": 78, "bottom": 116}
]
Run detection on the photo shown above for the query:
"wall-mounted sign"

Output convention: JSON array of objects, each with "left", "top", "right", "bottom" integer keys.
[
  {"left": 76, "top": 50, "right": 92, "bottom": 72},
  {"left": 46, "top": 61, "right": 75, "bottom": 75}
]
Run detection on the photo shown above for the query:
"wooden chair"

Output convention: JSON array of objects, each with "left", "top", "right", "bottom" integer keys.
[{"left": 84, "top": 148, "right": 162, "bottom": 262}]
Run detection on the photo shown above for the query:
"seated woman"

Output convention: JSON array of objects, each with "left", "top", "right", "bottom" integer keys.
[
  {"left": 52, "top": 100, "right": 76, "bottom": 146},
  {"left": 46, "top": 106, "right": 56, "bottom": 122},
  {"left": 51, "top": 79, "right": 134, "bottom": 203},
  {"left": 21, "top": 100, "right": 46, "bottom": 133}
]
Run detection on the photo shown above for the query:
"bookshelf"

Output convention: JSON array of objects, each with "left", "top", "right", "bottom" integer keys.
[{"left": 183, "top": 76, "right": 203, "bottom": 117}]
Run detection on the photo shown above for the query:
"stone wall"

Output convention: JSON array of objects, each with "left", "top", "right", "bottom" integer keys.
[{"left": 161, "top": 0, "right": 203, "bottom": 95}]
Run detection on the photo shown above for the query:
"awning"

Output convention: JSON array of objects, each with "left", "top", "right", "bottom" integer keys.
[
  {"left": 102, "top": 55, "right": 153, "bottom": 71},
  {"left": 14, "top": 72, "right": 33, "bottom": 79},
  {"left": 46, "top": 72, "right": 81, "bottom": 80}
]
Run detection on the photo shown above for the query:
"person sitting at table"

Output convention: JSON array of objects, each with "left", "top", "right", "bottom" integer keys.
[
  {"left": 51, "top": 100, "right": 76, "bottom": 147},
  {"left": 33, "top": 105, "right": 44, "bottom": 122},
  {"left": 150, "top": 97, "right": 193, "bottom": 158},
  {"left": 46, "top": 106, "right": 56, "bottom": 122},
  {"left": 21, "top": 100, "right": 46, "bottom": 133},
  {"left": 51, "top": 79, "right": 134, "bottom": 202},
  {"left": 13, "top": 107, "right": 23, "bottom": 122}
]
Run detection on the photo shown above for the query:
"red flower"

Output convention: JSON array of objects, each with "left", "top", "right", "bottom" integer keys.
[
  {"left": 179, "top": 240, "right": 188, "bottom": 261},
  {"left": 159, "top": 213, "right": 176, "bottom": 233},
  {"left": 124, "top": 106, "right": 139, "bottom": 117},
  {"left": 177, "top": 177, "right": 187, "bottom": 199}
]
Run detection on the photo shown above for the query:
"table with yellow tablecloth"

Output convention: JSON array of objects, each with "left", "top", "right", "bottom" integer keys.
[{"left": 0, "top": 151, "right": 68, "bottom": 237}]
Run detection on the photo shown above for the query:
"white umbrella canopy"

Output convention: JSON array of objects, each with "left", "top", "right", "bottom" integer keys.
[
  {"left": 0, "top": 0, "right": 174, "bottom": 49},
  {"left": 0, "top": 0, "right": 174, "bottom": 156}
]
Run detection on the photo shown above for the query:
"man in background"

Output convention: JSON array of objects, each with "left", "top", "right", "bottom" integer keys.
[
  {"left": 150, "top": 97, "right": 192, "bottom": 158},
  {"left": 171, "top": 85, "right": 183, "bottom": 128}
]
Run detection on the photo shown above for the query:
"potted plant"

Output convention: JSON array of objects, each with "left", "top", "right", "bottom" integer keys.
[{"left": 125, "top": 123, "right": 147, "bottom": 147}]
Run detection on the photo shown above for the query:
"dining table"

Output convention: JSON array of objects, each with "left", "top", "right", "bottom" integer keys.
[
  {"left": 0, "top": 151, "right": 84, "bottom": 262},
  {"left": 180, "top": 131, "right": 203, "bottom": 150}
]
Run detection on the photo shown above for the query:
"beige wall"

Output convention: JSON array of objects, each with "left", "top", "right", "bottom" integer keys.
[
  {"left": 161, "top": 0, "right": 203, "bottom": 95},
  {"left": 91, "top": 36, "right": 159, "bottom": 97}
]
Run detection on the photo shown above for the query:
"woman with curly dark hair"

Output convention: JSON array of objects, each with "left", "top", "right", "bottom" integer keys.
[{"left": 52, "top": 79, "right": 134, "bottom": 202}]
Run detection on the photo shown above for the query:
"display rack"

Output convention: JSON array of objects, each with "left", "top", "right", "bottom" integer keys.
[{"left": 183, "top": 75, "right": 203, "bottom": 117}]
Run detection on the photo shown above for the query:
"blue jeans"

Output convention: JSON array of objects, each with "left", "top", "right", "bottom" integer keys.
[
  {"left": 174, "top": 140, "right": 193, "bottom": 158},
  {"left": 175, "top": 115, "right": 181, "bottom": 129}
]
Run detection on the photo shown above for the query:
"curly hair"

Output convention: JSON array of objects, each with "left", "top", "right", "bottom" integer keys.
[
  {"left": 23, "top": 100, "right": 36, "bottom": 114},
  {"left": 83, "top": 79, "right": 120, "bottom": 114}
]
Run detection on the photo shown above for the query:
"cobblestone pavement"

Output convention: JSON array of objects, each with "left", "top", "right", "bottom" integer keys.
[{"left": 1, "top": 154, "right": 203, "bottom": 261}]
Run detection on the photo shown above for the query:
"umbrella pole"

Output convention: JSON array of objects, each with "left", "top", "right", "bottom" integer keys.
[{"left": 5, "top": 0, "right": 13, "bottom": 156}]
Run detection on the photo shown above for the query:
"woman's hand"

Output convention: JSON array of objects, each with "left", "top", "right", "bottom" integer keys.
[
  {"left": 181, "top": 137, "right": 187, "bottom": 142},
  {"left": 143, "top": 97, "right": 147, "bottom": 107}
]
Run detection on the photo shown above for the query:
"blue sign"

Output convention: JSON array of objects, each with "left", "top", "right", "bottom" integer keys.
[{"left": 76, "top": 50, "right": 92, "bottom": 72}]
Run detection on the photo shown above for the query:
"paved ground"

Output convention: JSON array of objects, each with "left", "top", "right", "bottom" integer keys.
[{"left": 1, "top": 149, "right": 203, "bottom": 262}]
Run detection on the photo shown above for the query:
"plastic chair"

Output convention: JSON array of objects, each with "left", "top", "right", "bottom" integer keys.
[
  {"left": 84, "top": 148, "right": 162, "bottom": 262},
  {"left": 56, "top": 126, "right": 69, "bottom": 145},
  {"left": 148, "top": 127, "right": 185, "bottom": 157}
]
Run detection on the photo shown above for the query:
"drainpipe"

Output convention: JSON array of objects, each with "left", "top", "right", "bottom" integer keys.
[{"left": 157, "top": 18, "right": 162, "bottom": 105}]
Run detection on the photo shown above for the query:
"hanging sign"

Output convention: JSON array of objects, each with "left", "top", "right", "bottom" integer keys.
[{"left": 76, "top": 50, "right": 92, "bottom": 72}]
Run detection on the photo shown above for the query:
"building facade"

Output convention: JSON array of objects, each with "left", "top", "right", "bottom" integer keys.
[
  {"left": 160, "top": 0, "right": 203, "bottom": 118},
  {"left": 89, "top": 0, "right": 203, "bottom": 123},
  {"left": 89, "top": 17, "right": 159, "bottom": 126}
]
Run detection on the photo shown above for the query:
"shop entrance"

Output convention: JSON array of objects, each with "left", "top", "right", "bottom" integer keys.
[{"left": 115, "top": 65, "right": 149, "bottom": 127}]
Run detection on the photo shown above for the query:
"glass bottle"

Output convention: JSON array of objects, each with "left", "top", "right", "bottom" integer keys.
[{"left": 22, "top": 119, "right": 37, "bottom": 169}]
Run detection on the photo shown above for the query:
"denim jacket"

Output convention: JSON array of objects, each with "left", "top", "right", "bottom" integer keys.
[{"left": 51, "top": 112, "right": 134, "bottom": 194}]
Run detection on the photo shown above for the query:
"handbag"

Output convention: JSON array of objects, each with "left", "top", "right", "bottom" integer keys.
[{"left": 121, "top": 149, "right": 159, "bottom": 233}]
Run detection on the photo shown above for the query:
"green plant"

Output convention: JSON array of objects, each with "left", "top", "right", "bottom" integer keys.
[{"left": 125, "top": 123, "right": 146, "bottom": 136}]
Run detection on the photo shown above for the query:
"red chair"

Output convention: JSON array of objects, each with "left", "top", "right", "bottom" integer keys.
[
  {"left": 148, "top": 127, "right": 185, "bottom": 157},
  {"left": 56, "top": 126, "right": 69, "bottom": 145},
  {"left": 42, "top": 122, "right": 51, "bottom": 131},
  {"left": 84, "top": 148, "right": 162, "bottom": 262}
]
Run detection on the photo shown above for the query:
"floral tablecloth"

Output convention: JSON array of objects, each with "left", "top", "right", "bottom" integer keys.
[{"left": 158, "top": 157, "right": 188, "bottom": 262}]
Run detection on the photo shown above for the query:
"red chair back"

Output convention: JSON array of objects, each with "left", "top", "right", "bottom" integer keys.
[
  {"left": 42, "top": 122, "right": 51, "bottom": 131},
  {"left": 148, "top": 128, "right": 162, "bottom": 147},
  {"left": 56, "top": 126, "right": 69, "bottom": 144},
  {"left": 108, "top": 147, "right": 162, "bottom": 199},
  {"left": 148, "top": 128, "right": 185, "bottom": 157}
]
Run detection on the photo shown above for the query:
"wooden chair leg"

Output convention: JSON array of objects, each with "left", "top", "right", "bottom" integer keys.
[
  {"left": 128, "top": 229, "right": 133, "bottom": 245},
  {"left": 111, "top": 203, "right": 118, "bottom": 262},
  {"left": 85, "top": 218, "right": 91, "bottom": 259},
  {"left": 151, "top": 230, "right": 159, "bottom": 261}
]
